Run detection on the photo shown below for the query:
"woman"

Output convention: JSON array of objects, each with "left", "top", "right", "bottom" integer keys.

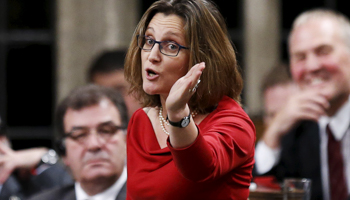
[{"left": 124, "top": 0, "right": 256, "bottom": 199}]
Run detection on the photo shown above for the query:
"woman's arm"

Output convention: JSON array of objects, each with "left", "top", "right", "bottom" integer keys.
[{"left": 166, "top": 62, "right": 205, "bottom": 148}]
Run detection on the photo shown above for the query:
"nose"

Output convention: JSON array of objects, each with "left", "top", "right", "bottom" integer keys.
[
  {"left": 148, "top": 43, "right": 161, "bottom": 63},
  {"left": 304, "top": 54, "right": 321, "bottom": 72},
  {"left": 85, "top": 132, "right": 103, "bottom": 151}
]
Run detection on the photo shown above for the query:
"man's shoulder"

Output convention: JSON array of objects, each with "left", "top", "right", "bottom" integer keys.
[
  {"left": 285, "top": 120, "right": 319, "bottom": 138},
  {"left": 28, "top": 184, "right": 75, "bottom": 200}
]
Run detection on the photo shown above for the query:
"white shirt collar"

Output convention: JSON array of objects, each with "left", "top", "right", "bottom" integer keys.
[
  {"left": 319, "top": 96, "right": 350, "bottom": 141},
  {"left": 75, "top": 166, "right": 127, "bottom": 200}
]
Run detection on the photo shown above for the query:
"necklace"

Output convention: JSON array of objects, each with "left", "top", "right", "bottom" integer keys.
[{"left": 158, "top": 107, "right": 198, "bottom": 135}]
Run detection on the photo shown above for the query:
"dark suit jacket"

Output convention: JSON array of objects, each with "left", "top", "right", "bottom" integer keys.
[
  {"left": 28, "top": 182, "right": 127, "bottom": 200},
  {"left": 0, "top": 175, "right": 25, "bottom": 200},
  {"left": 254, "top": 121, "right": 323, "bottom": 200},
  {"left": 0, "top": 163, "right": 73, "bottom": 200}
]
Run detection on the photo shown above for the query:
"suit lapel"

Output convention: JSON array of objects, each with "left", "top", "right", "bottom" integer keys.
[
  {"left": 62, "top": 185, "right": 76, "bottom": 200},
  {"left": 115, "top": 183, "right": 127, "bottom": 200},
  {"left": 297, "top": 121, "right": 320, "bottom": 175},
  {"left": 296, "top": 121, "right": 323, "bottom": 200},
  {"left": 0, "top": 175, "right": 24, "bottom": 200}
]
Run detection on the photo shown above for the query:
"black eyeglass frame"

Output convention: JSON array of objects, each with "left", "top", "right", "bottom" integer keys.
[
  {"left": 63, "top": 125, "right": 126, "bottom": 144},
  {"left": 137, "top": 35, "right": 189, "bottom": 57}
]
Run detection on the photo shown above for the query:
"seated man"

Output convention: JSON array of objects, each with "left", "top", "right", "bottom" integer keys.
[
  {"left": 29, "top": 84, "right": 128, "bottom": 200},
  {"left": 255, "top": 9, "right": 350, "bottom": 200},
  {"left": 0, "top": 116, "right": 72, "bottom": 200}
]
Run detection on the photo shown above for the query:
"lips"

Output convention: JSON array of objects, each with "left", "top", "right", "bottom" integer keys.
[
  {"left": 85, "top": 158, "right": 109, "bottom": 166},
  {"left": 145, "top": 68, "right": 159, "bottom": 80}
]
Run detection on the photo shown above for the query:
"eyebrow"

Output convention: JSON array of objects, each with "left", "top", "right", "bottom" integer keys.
[
  {"left": 69, "top": 121, "right": 118, "bottom": 132},
  {"left": 145, "top": 27, "right": 183, "bottom": 40}
]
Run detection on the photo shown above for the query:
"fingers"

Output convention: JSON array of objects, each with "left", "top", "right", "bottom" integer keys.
[
  {"left": 0, "top": 151, "right": 14, "bottom": 184},
  {"left": 184, "top": 62, "right": 204, "bottom": 76},
  {"left": 187, "top": 62, "right": 205, "bottom": 93},
  {"left": 0, "top": 166, "right": 12, "bottom": 184},
  {"left": 279, "top": 90, "right": 329, "bottom": 123},
  {"left": 298, "top": 100, "right": 327, "bottom": 117},
  {"left": 263, "top": 89, "right": 330, "bottom": 148},
  {"left": 295, "top": 92, "right": 329, "bottom": 115},
  {"left": 271, "top": 91, "right": 329, "bottom": 129},
  {"left": 166, "top": 62, "right": 205, "bottom": 113},
  {"left": 0, "top": 143, "right": 12, "bottom": 155}
]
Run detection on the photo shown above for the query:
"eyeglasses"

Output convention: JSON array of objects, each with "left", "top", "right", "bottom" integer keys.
[
  {"left": 64, "top": 122, "right": 126, "bottom": 145},
  {"left": 137, "top": 35, "right": 189, "bottom": 57}
]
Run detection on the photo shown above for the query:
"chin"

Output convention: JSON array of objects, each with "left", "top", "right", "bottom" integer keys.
[
  {"left": 143, "top": 85, "right": 159, "bottom": 95},
  {"left": 83, "top": 169, "right": 115, "bottom": 181},
  {"left": 144, "top": 89, "right": 156, "bottom": 95}
]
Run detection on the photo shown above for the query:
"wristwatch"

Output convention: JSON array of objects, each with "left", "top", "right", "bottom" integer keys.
[
  {"left": 167, "top": 112, "right": 191, "bottom": 128},
  {"left": 39, "top": 149, "right": 59, "bottom": 166}
]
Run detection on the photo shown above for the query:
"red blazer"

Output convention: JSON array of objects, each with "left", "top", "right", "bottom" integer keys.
[{"left": 127, "top": 96, "right": 256, "bottom": 200}]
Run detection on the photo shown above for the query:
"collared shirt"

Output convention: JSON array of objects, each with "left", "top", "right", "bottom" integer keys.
[
  {"left": 75, "top": 166, "right": 126, "bottom": 200},
  {"left": 319, "top": 98, "right": 350, "bottom": 200},
  {"left": 255, "top": 97, "right": 350, "bottom": 200}
]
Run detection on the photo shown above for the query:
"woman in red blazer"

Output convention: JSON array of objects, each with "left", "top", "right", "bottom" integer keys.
[{"left": 124, "top": 0, "right": 256, "bottom": 199}]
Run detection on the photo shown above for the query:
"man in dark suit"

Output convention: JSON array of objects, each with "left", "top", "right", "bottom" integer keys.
[
  {"left": 254, "top": 9, "right": 350, "bottom": 200},
  {"left": 29, "top": 84, "right": 128, "bottom": 200}
]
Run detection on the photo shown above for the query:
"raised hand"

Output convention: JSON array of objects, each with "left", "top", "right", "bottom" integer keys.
[
  {"left": 0, "top": 143, "right": 48, "bottom": 183},
  {"left": 0, "top": 144, "right": 17, "bottom": 183},
  {"left": 166, "top": 62, "right": 205, "bottom": 121}
]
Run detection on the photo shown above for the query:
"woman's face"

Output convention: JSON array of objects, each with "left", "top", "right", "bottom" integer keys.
[{"left": 141, "top": 13, "right": 190, "bottom": 97}]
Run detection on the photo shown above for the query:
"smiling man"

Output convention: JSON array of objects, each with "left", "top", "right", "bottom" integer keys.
[
  {"left": 29, "top": 84, "right": 128, "bottom": 200},
  {"left": 254, "top": 9, "right": 350, "bottom": 200}
]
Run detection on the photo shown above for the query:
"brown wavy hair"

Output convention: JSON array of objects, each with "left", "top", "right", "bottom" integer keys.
[{"left": 124, "top": 0, "right": 243, "bottom": 114}]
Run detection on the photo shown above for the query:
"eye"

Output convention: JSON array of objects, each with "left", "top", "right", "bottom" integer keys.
[
  {"left": 292, "top": 53, "right": 306, "bottom": 62},
  {"left": 98, "top": 125, "right": 117, "bottom": 135},
  {"left": 169, "top": 43, "right": 179, "bottom": 50},
  {"left": 145, "top": 38, "right": 155, "bottom": 46},
  {"left": 317, "top": 45, "right": 332, "bottom": 56},
  {"left": 164, "top": 42, "right": 179, "bottom": 52},
  {"left": 70, "top": 130, "right": 88, "bottom": 140}
]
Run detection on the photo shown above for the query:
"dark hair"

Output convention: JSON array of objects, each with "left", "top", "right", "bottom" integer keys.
[
  {"left": 87, "top": 49, "right": 127, "bottom": 82},
  {"left": 54, "top": 84, "right": 128, "bottom": 155},
  {"left": 124, "top": 0, "right": 243, "bottom": 113},
  {"left": 261, "top": 62, "right": 292, "bottom": 94}
]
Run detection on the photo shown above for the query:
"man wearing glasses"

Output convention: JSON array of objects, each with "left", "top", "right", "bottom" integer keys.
[{"left": 30, "top": 84, "right": 128, "bottom": 200}]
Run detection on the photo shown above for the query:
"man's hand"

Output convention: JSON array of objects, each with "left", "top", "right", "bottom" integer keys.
[
  {"left": 263, "top": 88, "right": 329, "bottom": 148},
  {"left": 0, "top": 144, "right": 48, "bottom": 184}
]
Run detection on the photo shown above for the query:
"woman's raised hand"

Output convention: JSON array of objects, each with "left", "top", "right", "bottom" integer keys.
[{"left": 166, "top": 62, "right": 205, "bottom": 120}]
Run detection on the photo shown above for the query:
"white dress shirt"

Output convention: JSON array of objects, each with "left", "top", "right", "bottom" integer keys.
[
  {"left": 75, "top": 166, "right": 127, "bottom": 200},
  {"left": 255, "top": 97, "right": 350, "bottom": 200}
]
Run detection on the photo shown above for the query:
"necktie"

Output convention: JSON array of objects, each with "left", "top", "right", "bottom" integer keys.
[{"left": 327, "top": 125, "right": 348, "bottom": 200}]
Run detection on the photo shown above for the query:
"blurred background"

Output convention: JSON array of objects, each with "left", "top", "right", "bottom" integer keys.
[{"left": 0, "top": 0, "right": 349, "bottom": 149}]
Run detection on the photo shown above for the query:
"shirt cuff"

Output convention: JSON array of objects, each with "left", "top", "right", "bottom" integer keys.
[{"left": 254, "top": 140, "right": 281, "bottom": 175}]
